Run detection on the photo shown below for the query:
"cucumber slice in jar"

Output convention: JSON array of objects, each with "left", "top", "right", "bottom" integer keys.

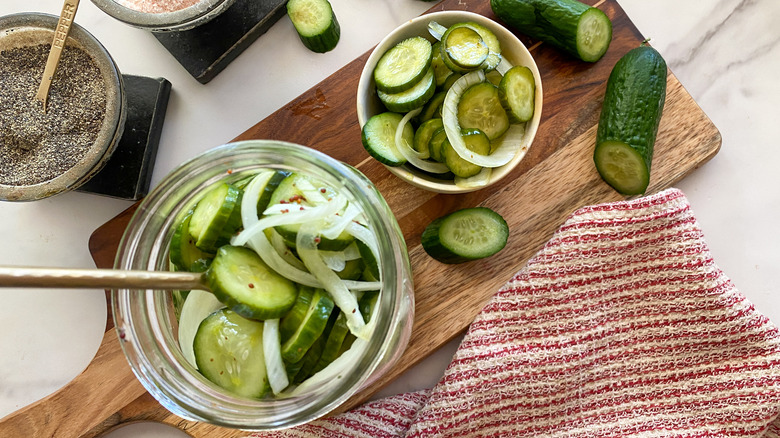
[
  {"left": 287, "top": 0, "right": 341, "bottom": 53},
  {"left": 361, "top": 112, "right": 412, "bottom": 167},
  {"left": 440, "top": 26, "right": 489, "bottom": 72},
  {"left": 206, "top": 245, "right": 299, "bottom": 320},
  {"left": 170, "top": 212, "right": 214, "bottom": 273},
  {"left": 421, "top": 207, "right": 509, "bottom": 264},
  {"left": 377, "top": 67, "right": 436, "bottom": 113},
  {"left": 193, "top": 308, "right": 269, "bottom": 398},
  {"left": 442, "top": 129, "right": 490, "bottom": 178},
  {"left": 498, "top": 65, "right": 536, "bottom": 123},
  {"left": 373, "top": 36, "right": 433, "bottom": 94},
  {"left": 279, "top": 285, "right": 316, "bottom": 342},
  {"left": 457, "top": 81, "right": 510, "bottom": 140},
  {"left": 281, "top": 288, "right": 335, "bottom": 363},
  {"left": 188, "top": 183, "right": 243, "bottom": 253},
  {"left": 313, "top": 311, "right": 350, "bottom": 373}
]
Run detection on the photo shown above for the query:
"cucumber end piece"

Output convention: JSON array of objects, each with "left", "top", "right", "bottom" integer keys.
[
  {"left": 576, "top": 8, "right": 613, "bottom": 62},
  {"left": 594, "top": 140, "right": 650, "bottom": 195}
]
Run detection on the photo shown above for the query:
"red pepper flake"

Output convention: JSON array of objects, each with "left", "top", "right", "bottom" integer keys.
[
  {"left": 314, "top": 236, "right": 321, "bottom": 243},
  {"left": 351, "top": 308, "right": 356, "bottom": 313},
  {"left": 118, "top": 329, "right": 126, "bottom": 340},
  {"left": 227, "top": 169, "right": 233, "bottom": 174},
  {"left": 300, "top": 206, "right": 305, "bottom": 211},
  {"left": 320, "top": 188, "right": 327, "bottom": 193},
  {"left": 280, "top": 199, "right": 288, "bottom": 204},
  {"left": 248, "top": 283, "right": 255, "bottom": 289},
  {"left": 281, "top": 209, "right": 290, "bottom": 214}
]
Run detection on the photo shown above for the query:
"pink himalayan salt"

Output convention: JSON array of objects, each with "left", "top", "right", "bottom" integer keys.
[{"left": 117, "top": 0, "right": 202, "bottom": 13}]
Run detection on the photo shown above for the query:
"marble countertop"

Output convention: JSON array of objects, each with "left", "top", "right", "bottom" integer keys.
[{"left": 0, "top": 0, "right": 778, "bottom": 436}]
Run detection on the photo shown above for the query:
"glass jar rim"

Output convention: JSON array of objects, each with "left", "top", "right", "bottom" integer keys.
[{"left": 113, "top": 140, "right": 412, "bottom": 429}]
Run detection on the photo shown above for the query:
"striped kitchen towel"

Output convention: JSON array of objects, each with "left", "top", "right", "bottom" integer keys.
[{"left": 254, "top": 188, "right": 780, "bottom": 437}]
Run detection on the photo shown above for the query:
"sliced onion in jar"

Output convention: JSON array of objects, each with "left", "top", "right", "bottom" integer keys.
[
  {"left": 233, "top": 194, "right": 346, "bottom": 247},
  {"left": 269, "top": 228, "right": 306, "bottom": 270},
  {"left": 442, "top": 70, "right": 518, "bottom": 168},
  {"left": 319, "top": 249, "right": 346, "bottom": 272},
  {"left": 240, "top": 170, "right": 275, "bottom": 228},
  {"left": 296, "top": 223, "right": 368, "bottom": 339},
  {"left": 395, "top": 108, "right": 450, "bottom": 174},
  {"left": 320, "top": 202, "right": 362, "bottom": 240},
  {"left": 263, "top": 319, "right": 289, "bottom": 394},
  {"left": 177, "top": 290, "right": 225, "bottom": 368}
]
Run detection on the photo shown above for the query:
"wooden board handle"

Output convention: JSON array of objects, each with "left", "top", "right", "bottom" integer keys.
[{"left": 0, "top": 328, "right": 147, "bottom": 437}]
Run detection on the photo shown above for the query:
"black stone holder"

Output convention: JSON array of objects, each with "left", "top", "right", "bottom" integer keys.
[
  {"left": 152, "top": 0, "right": 287, "bottom": 84},
  {"left": 77, "top": 75, "right": 171, "bottom": 201}
]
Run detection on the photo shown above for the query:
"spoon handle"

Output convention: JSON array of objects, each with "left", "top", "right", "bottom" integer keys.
[
  {"left": 35, "top": 0, "right": 80, "bottom": 110},
  {"left": 0, "top": 266, "right": 207, "bottom": 291}
]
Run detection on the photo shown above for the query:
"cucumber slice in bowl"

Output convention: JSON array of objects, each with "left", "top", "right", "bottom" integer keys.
[
  {"left": 206, "top": 245, "right": 299, "bottom": 321},
  {"left": 421, "top": 207, "right": 509, "bottom": 264},
  {"left": 373, "top": 36, "right": 433, "bottom": 94},
  {"left": 361, "top": 112, "right": 412, "bottom": 167}
]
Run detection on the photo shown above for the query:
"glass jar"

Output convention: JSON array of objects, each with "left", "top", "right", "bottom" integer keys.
[
  {"left": 0, "top": 13, "right": 125, "bottom": 201},
  {"left": 90, "top": 0, "right": 237, "bottom": 32},
  {"left": 113, "top": 140, "right": 414, "bottom": 430}
]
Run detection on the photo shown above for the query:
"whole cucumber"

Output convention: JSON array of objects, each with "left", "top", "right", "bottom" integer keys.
[
  {"left": 490, "top": 0, "right": 612, "bottom": 62},
  {"left": 594, "top": 45, "right": 667, "bottom": 195}
]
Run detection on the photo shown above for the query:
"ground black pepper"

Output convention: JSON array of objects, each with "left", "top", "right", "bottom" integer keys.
[{"left": 0, "top": 43, "right": 107, "bottom": 186}]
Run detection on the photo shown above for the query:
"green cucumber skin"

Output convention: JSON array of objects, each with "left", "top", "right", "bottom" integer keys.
[
  {"left": 421, "top": 207, "right": 509, "bottom": 264},
  {"left": 595, "top": 45, "right": 667, "bottom": 194},
  {"left": 287, "top": 0, "right": 340, "bottom": 53},
  {"left": 490, "top": 0, "right": 611, "bottom": 62}
]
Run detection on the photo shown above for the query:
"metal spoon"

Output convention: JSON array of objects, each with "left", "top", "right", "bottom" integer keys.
[
  {"left": 0, "top": 266, "right": 210, "bottom": 291},
  {"left": 35, "top": 0, "right": 80, "bottom": 112}
]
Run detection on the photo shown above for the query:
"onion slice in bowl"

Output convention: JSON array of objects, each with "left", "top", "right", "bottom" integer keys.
[{"left": 395, "top": 108, "right": 450, "bottom": 174}]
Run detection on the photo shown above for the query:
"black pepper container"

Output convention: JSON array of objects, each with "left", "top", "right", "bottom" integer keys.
[{"left": 0, "top": 13, "right": 126, "bottom": 201}]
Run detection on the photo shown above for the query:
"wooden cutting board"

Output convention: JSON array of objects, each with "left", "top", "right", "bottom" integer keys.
[{"left": 0, "top": 0, "right": 721, "bottom": 436}]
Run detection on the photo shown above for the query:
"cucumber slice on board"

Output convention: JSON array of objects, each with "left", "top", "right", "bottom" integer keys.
[
  {"left": 499, "top": 65, "right": 536, "bottom": 123},
  {"left": 457, "top": 81, "right": 510, "bottom": 140},
  {"left": 206, "top": 245, "right": 299, "bottom": 321},
  {"left": 421, "top": 207, "right": 509, "bottom": 264},
  {"left": 280, "top": 288, "right": 335, "bottom": 363},
  {"left": 594, "top": 45, "right": 667, "bottom": 195},
  {"left": 188, "top": 183, "right": 243, "bottom": 253},
  {"left": 193, "top": 308, "right": 269, "bottom": 398},
  {"left": 361, "top": 112, "right": 412, "bottom": 167},
  {"left": 287, "top": 0, "right": 341, "bottom": 53},
  {"left": 490, "top": 0, "right": 612, "bottom": 62},
  {"left": 373, "top": 36, "right": 433, "bottom": 94}
]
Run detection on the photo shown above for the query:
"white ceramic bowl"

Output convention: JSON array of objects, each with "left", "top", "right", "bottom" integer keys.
[{"left": 356, "top": 10, "right": 543, "bottom": 194}]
